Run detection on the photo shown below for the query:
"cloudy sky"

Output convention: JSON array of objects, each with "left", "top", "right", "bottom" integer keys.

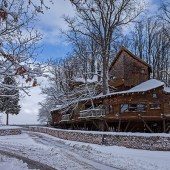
[
  {"left": 36, "top": 0, "right": 160, "bottom": 61},
  {"left": 36, "top": 0, "right": 76, "bottom": 61},
  {"left": 1, "top": 0, "right": 162, "bottom": 125}
]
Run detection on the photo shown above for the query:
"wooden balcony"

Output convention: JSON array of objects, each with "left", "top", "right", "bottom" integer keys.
[
  {"left": 60, "top": 114, "right": 70, "bottom": 122},
  {"left": 79, "top": 109, "right": 106, "bottom": 119}
]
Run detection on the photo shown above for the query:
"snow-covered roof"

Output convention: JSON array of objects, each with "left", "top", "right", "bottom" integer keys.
[
  {"left": 80, "top": 79, "right": 164, "bottom": 101},
  {"left": 164, "top": 87, "right": 170, "bottom": 93},
  {"left": 51, "top": 105, "right": 64, "bottom": 112},
  {"left": 127, "top": 79, "right": 164, "bottom": 93}
]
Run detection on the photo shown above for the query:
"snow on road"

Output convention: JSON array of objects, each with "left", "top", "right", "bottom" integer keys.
[
  {"left": 0, "top": 131, "right": 170, "bottom": 170},
  {"left": 0, "top": 154, "right": 32, "bottom": 170}
]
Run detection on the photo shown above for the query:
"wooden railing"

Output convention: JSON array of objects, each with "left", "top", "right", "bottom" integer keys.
[{"left": 79, "top": 109, "right": 105, "bottom": 118}]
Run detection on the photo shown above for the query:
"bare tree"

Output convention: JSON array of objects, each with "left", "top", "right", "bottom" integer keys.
[
  {"left": 0, "top": 0, "right": 45, "bottom": 95},
  {"left": 127, "top": 16, "right": 170, "bottom": 83},
  {"left": 68, "top": 0, "right": 145, "bottom": 94},
  {"left": 161, "top": 1, "right": 170, "bottom": 25}
]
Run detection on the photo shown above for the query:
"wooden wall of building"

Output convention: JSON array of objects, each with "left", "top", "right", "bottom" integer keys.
[
  {"left": 51, "top": 111, "right": 61, "bottom": 125},
  {"left": 104, "top": 87, "right": 166, "bottom": 121},
  {"left": 109, "top": 51, "right": 150, "bottom": 90}
]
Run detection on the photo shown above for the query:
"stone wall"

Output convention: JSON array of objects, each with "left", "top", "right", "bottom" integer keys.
[
  {"left": 28, "top": 127, "right": 170, "bottom": 151},
  {"left": 0, "top": 128, "right": 21, "bottom": 136}
]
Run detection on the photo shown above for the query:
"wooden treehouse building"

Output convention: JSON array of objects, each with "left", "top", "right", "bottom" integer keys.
[{"left": 51, "top": 47, "right": 170, "bottom": 133}]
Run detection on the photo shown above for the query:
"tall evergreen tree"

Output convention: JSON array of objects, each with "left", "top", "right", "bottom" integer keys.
[{"left": 0, "top": 77, "right": 20, "bottom": 125}]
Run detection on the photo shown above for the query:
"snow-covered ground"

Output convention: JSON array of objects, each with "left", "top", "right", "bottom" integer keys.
[
  {"left": 0, "top": 154, "right": 31, "bottom": 170},
  {"left": 0, "top": 131, "right": 170, "bottom": 170}
]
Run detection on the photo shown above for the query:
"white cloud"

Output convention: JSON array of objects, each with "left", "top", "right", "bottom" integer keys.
[
  {"left": 37, "top": 0, "right": 75, "bottom": 45},
  {"left": 37, "top": 0, "right": 159, "bottom": 45}
]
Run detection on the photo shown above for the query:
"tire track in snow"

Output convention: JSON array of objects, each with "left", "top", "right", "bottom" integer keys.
[
  {"left": 0, "top": 149, "right": 55, "bottom": 170},
  {"left": 27, "top": 131, "right": 120, "bottom": 170}
]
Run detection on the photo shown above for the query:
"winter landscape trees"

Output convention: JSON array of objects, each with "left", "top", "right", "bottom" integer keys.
[
  {"left": 66, "top": 0, "right": 146, "bottom": 94},
  {"left": 0, "top": 1, "right": 169, "bottom": 124},
  {"left": 0, "top": 0, "right": 50, "bottom": 124},
  {"left": 37, "top": 0, "right": 170, "bottom": 123}
]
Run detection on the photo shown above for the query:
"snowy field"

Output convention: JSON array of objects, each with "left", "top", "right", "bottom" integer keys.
[{"left": 0, "top": 131, "right": 170, "bottom": 170}]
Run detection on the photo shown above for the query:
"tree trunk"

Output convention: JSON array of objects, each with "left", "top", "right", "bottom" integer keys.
[
  {"left": 6, "top": 113, "right": 9, "bottom": 125},
  {"left": 102, "top": 53, "right": 108, "bottom": 95}
]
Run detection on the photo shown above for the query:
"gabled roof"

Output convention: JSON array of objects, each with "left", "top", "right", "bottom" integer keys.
[{"left": 109, "top": 47, "right": 152, "bottom": 72}]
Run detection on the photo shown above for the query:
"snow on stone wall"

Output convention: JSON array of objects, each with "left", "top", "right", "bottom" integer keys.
[
  {"left": 0, "top": 127, "right": 21, "bottom": 136},
  {"left": 27, "top": 127, "right": 170, "bottom": 151}
]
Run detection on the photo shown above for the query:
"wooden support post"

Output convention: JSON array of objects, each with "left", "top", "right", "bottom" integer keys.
[
  {"left": 166, "top": 125, "right": 170, "bottom": 133},
  {"left": 118, "top": 119, "right": 121, "bottom": 132},
  {"left": 84, "top": 121, "right": 86, "bottom": 130},
  {"left": 76, "top": 123, "right": 79, "bottom": 130},
  {"left": 163, "top": 119, "right": 166, "bottom": 133},
  {"left": 129, "top": 124, "right": 137, "bottom": 132},
  {"left": 140, "top": 117, "right": 153, "bottom": 133},
  {"left": 104, "top": 120, "right": 109, "bottom": 131},
  {"left": 73, "top": 123, "right": 76, "bottom": 130},
  {"left": 124, "top": 121, "right": 130, "bottom": 132},
  {"left": 92, "top": 120, "right": 99, "bottom": 130}
]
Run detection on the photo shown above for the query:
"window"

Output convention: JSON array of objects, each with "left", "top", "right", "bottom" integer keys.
[
  {"left": 121, "top": 103, "right": 147, "bottom": 112},
  {"left": 141, "top": 69, "right": 145, "bottom": 74},
  {"left": 152, "top": 93, "right": 157, "bottom": 98},
  {"left": 137, "top": 104, "right": 147, "bottom": 112},
  {"left": 105, "top": 105, "right": 113, "bottom": 114},
  {"left": 110, "top": 76, "right": 114, "bottom": 80},
  {"left": 150, "top": 103, "right": 161, "bottom": 109},
  {"left": 109, "top": 105, "right": 113, "bottom": 113},
  {"left": 129, "top": 104, "right": 137, "bottom": 111},
  {"left": 121, "top": 104, "right": 128, "bottom": 112}
]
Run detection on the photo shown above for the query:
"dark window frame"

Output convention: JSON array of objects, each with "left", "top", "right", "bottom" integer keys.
[
  {"left": 149, "top": 103, "right": 161, "bottom": 109},
  {"left": 120, "top": 103, "right": 147, "bottom": 112}
]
